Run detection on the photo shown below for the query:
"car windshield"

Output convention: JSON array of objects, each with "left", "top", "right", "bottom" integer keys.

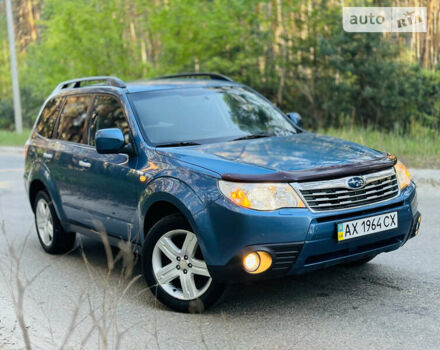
[{"left": 128, "top": 86, "right": 297, "bottom": 145}]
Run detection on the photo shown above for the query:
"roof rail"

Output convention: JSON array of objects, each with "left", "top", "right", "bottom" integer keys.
[
  {"left": 53, "top": 76, "right": 126, "bottom": 93},
  {"left": 151, "top": 72, "right": 234, "bottom": 82}
]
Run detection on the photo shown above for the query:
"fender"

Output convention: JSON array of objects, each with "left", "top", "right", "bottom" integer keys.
[
  {"left": 138, "top": 176, "right": 206, "bottom": 246},
  {"left": 27, "top": 159, "right": 68, "bottom": 225}
]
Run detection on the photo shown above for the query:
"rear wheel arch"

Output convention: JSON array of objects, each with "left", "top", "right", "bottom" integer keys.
[
  {"left": 29, "top": 179, "right": 48, "bottom": 212},
  {"left": 28, "top": 178, "right": 67, "bottom": 226},
  {"left": 33, "top": 190, "right": 76, "bottom": 254}
]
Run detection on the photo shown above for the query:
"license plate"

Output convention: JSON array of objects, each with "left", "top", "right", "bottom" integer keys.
[{"left": 337, "top": 212, "right": 398, "bottom": 241}]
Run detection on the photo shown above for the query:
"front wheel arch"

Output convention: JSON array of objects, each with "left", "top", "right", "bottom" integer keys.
[
  {"left": 141, "top": 191, "right": 217, "bottom": 267},
  {"left": 140, "top": 176, "right": 206, "bottom": 240},
  {"left": 142, "top": 213, "right": 224, "bottom": 312},
  {"left": 142, "top": 194, "right": 201, "bottom": 242}
]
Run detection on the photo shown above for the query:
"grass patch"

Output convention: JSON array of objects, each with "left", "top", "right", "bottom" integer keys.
[
  {"left": 318, "top": 127, "right": 440, "bottom": 169},
  {"left": 0, "top": 129, "right": 30, "bottom": 146}
]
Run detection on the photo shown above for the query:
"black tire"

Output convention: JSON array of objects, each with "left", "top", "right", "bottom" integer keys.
[
  {"left": 33, "top": 191, "right": 76, "bottom": 254},
  {"left": 142, "top": 213, "right": 224, "bottom": 313},
  {"left": 344, "top": 255, "right": 376, "bottom": 267}
]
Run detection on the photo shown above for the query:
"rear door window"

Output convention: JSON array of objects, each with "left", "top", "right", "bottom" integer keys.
[
  {"left": 35, "top": 97, "right": 62, "bottom": 138},
  {"left": 88, "top": 95, "right": 131, "bottom": 146},
  {"left": 56, "top": 95, "right": 93, "bottom": 144}
]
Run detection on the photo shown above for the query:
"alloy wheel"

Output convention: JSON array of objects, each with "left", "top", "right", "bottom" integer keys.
[
  {"left": 36, "top": 198, "right": 54, "bottom": 246},
  {"left": 152, "top": 229, "right": 212, "bottom": 300}
]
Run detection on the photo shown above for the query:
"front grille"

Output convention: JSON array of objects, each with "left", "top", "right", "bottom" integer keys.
[{"left": 297, "top": 169, "right": 399, "bottom": 212}]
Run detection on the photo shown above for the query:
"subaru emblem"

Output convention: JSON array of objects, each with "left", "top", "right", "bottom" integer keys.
[{"left": 347, "top": 176, "right": 366, "bottom": 190}]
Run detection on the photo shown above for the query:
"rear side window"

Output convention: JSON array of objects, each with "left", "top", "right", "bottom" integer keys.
[
  {"left": 35, "top": 97, "right": 62, "bottom": 138},
  {"left": 88, "top": 95, "right": 131, "bottom": 146},
  {"left": 56, "top": 95, "right": 93, "bottom": 144}
]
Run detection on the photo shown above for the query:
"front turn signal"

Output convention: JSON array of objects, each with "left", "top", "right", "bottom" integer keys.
[{"left": 394, "top": 161, "right": 411, "bottom": 190}]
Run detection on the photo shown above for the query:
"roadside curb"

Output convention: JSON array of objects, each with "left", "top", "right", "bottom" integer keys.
[
  {"left": 0, "top": 146, "right": 24, "bottom": 154},
  {"left": 410, "top": 168, "right": 440, "bottom": 187}
]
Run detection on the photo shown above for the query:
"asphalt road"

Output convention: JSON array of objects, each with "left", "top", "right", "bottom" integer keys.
[{"left": 1, "top": 148, "right": 440, "bottom": 350}]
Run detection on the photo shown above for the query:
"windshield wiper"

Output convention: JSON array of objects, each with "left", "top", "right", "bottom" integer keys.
[
  {"left": 231, "top": 133, "right": 274, "bottom": 141},
  {"left": 156, "top": 141, "right": 201, "bottom": 147}
]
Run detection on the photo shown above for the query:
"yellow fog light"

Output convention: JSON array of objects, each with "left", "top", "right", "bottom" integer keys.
[
  {"left": 243, "top": 251, "right": 272, "bottom": 274},
  {"left": 243, "top": 252, "right": 260, "bottom": 272}
]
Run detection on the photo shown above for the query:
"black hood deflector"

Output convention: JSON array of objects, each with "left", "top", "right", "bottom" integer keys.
[{"left": 221, "top": 154, "right": 397, "bottom": 183}]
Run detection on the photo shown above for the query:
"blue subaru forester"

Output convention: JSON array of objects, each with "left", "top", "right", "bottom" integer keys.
[{"left": 24, "top": 73, "right": 421, "bottom": 312}]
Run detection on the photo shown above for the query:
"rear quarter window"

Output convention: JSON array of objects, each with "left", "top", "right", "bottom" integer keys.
[
  {"left": 35, "top": 97, "right": 62, "bottom": 138},
  {"left": 56, "top": 95, "right": 93, "bottom": 143}
]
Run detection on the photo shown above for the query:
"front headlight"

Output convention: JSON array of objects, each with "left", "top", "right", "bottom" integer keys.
[
  {"left": 394, "top": 160, "right": 411, "bottom": 190},
  {"left": 218, "top": 181, "right": 305, "bottom": 210}
]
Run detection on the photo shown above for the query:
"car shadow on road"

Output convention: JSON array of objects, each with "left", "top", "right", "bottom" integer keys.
[
  {"left": 211, "top": 262, "right": 409, "bottom": 316},
  {"left": 67, "top": 235, "right": 409, "bottom": 315}
]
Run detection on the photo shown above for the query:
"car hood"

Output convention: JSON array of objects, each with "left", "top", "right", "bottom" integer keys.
[{"left": 158, "top": 132, "right": 385, "bottom": 177}]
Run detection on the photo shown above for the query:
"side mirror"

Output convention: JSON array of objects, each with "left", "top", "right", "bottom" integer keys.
[
  {"left": 95, "top": 128, "right": 125, "bottom": 154},
  {"left": 287, "top": 112, "right": 303, "bottom": 128}
]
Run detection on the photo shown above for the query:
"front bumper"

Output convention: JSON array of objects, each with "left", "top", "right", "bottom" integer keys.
[{"left": 195, "top": 183, "right": 419, "bottom": 283}]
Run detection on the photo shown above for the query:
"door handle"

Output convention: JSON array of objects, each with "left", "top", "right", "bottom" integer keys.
[
  {"left": 78, "top": 160, "right": 91, "bottom": 168},
  {"left": 43, "top": 152, "right": 53, "bottom": 159}
]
